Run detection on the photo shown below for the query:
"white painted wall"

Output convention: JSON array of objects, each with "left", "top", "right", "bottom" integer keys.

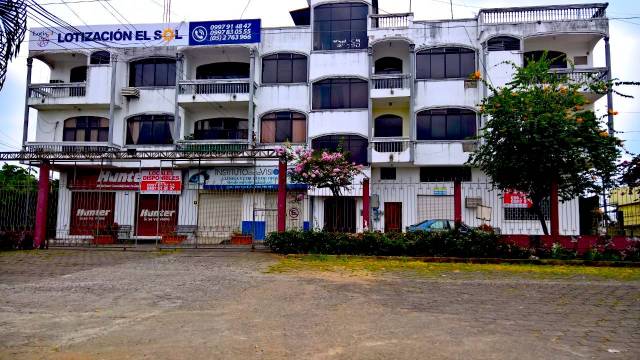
[
  {"left": 308, "top": 110, "right": 368, "bottom": 138},
  {"left": 309, "top": 52, "right": 368, "bottom": 80},
  {"left": 415, "top": 80, "right": 479, "bottom": 110}
]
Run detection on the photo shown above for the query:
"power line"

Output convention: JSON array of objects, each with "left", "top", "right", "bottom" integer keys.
[{"left": 240, "top": 0, "right": 252, "bottom": 20}]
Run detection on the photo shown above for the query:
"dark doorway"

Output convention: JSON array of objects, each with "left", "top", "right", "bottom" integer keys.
[
  {"left": 324, "top": 197, "right": 356, "bottom": 233},
  {"left": 384, "top": 202, "right": 402, "bottom": 232},
  {"left": 70, "top": 66, "right": 87, "bottom": 82}
]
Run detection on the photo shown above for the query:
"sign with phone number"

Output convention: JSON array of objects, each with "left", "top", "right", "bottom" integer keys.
[{"left": 189, "top": 19, "right": 261, "bottom": 46}]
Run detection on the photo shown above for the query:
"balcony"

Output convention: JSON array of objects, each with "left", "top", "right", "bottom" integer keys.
[
  {"left": 177, "top": 79, "right": 253, "bottom": 106},
  {"left": 371, "top": 74, "right": 411, "bottom": 99},
  {"left": 24, "top": 141, "right": 120, "bottom": 154},
  {"left": 371, "top": 138, "right": 411, "bottom": 164},
  {"left": 550, "top": 67, "right": 608, "bottom": 100},
  {"left": 28, "top": 83, "right": 86, "bottom": 109},
  {"left": 370, "top": 13, "right": 413, "bottom": 29},
  {"left": 176, "top": 139, "right": 249, "bottom": 153}
]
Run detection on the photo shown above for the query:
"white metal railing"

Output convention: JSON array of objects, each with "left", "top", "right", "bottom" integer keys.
[
  {"left": 176, "top": 139, "right": 249, "bottom": 153},
  {"left": 549, "top": 67, "right": 608, "bottom": 84},
  {"left": 371, "top": 138, "right": 411, "bottom": 153},
  {"left": 479, "top": 3, "right": 607, "bottom": 24},
  {"left": 371, "top": 74, "right": 411, "bottom": 90},
  {"left": 25, "top": 142, "right": 119, "bottom": 153},
  {"left": 178, "top": 79, "right": 251, "bottom": 95},
  {"left": 29, "top": 83, "right": 86, "bottom": 98},
  {"left": 370, "top": 13, "right": 413, "bottom": 29}
]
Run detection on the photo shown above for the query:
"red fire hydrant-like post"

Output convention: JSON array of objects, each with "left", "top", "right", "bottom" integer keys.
[
  {"left": 34, "top": 161, "right": 50, "bottom": 249},
  {"left": 454, "top": 179, "right": 462, "bottom": 227},
  {"left": 362, "top": 178, "right": 370, "bottom": 231},
  {"left": 550, "top": 180, "right": 560, "bottom": 243},
  {"left": 277, "top": 158, "right": 287, "bottom": 232}
]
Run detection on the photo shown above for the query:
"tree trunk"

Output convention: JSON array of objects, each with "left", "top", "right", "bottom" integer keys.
[{"left": 532, "top": 200, "right": 549, "bottom": 235}]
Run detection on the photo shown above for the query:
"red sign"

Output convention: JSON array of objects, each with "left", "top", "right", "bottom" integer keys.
[
  {"left": 140, "top": 170, "right": 182, "bottom": 194},
  {"left": 136, "top": 195, "right": 179, "bottom": 236},
  {"left": 503, "top": 191, "right": 533, "bottom": 208},
  {"left": 70, "top": 192, "right": 115, "bottom": 235}
]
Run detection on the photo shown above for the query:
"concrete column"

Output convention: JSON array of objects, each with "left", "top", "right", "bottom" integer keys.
[
  {"left": 248, "top": 48, "right": 256, "bottom": 145},
  {"left": 454, "top": 179, "right": 462, "bottom": 226},
  {"left": 174, "top": 52, "right": 184, "bottom": 142},
  {"left": 362, "top": 178, "right": 370, "bottom": 231},
  {"left": 34, "top": 161, "right": 50, "bottom": 249},
  {"left": 367, "top": 46, "right": 373, "bottom": 163},
  {"left": 22, "top": 58, "right": 33, "bottom": 149},
  {"left": 604, "top": 36, "right": 614, "bottom": 135},
  {"left": 277, "top": 159, "right": 287, "bottom": 232},
  {"left": 108, "top": 54, "right": 118, "bottom": 146},
  {"left": 408, "top": 44, "right": 416, "bottom": 161},
  {"left": 550, "top": 180, "right": 560, "bottom": 242}
]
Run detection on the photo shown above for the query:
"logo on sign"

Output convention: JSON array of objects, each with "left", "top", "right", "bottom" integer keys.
[
  {"left": 76, "top": 209, "right": 111, "bottom": 217},
  {"left": 191, "top": 26, "right": 207, "bottom": 43},
  {"left": 32, "top": 30, "right": 53, "bottom": 47},
  {"left": 140, "top": 209, "right": 176, "bottom": 218}
]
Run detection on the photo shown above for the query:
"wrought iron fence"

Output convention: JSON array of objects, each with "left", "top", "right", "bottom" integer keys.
[{"left": 178, "top": 80, "right": 251, "bottom": 95}]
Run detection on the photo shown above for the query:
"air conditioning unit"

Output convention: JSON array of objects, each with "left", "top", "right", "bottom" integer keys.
[{"left": 121, "top": 87, "right": 140, "bottom": 98}]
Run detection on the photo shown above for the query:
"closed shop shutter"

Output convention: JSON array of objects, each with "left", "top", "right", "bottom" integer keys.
[
  {"left": 197, "top": 192, "right": 243, "bottom": 244},
  {"left": 417, "top": 195, "right": 454, "bottom": 222}
]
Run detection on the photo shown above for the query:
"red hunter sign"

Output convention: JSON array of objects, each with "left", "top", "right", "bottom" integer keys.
[
  {"left": 70, "top": 192, "right": 115, "bottom": 235},
  {"left": 136, "top": 195, "right": 179, "bottom": 236},
  {"left": 68, "top": 170, "right": 181, "bottom": 193},
  {"left": 503, "top": 191, "right": 533, "bottom": 208}
]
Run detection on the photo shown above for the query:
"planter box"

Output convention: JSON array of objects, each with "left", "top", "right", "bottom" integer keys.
[
  {"left": 161, "top": 235, "right": 187, "bottom": 245},
  {"left": 92, "top": 234, "right": 115, "bottom": 245},
  {"left": 231, "top": 234, "right": 253, "bottom": 245}
]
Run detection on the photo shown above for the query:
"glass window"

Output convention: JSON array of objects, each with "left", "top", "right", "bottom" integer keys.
[
  {"left": 524, "top": 50, "right": 567, "bottom": 69},
  {"left": 420, "top": 167, "right": 472, "bottom": 182},
  {"left": 194, "top": 118, "right": 248, "bottom": 140},
  {"left": 380, "top": 167, "right": 396, "bottom": 180},
  {"left": 126, "top": 114, "right": 174, "bottom": 145},
  {"left": 374, "top": 57, "right": 403, "bottom": 74},
  {"left": 70, "top": 66, "right": 87, "bottom": 82},
  {"left": 312, "top": 78, "right": 368, "bottom": 110},
  {"left": 416, "top": 108, "right": 477, "bottom": 140},
  {"left": 374, "top": 115, "right": 403, "bottom": 137},
  {"left": 261, "top": 111, "right": 306, "bottom": 143},
  {"left": 90, "top": 51, "right": 110, "bottom": 65},
  {"left": 313, "top": 3, "right": 368, "bottom": 51},
  {"left": 262, "top": 53, "right": 308, "bottom": 84},
  {"left": 129, "top": 58, "right": 176, "bottom": 87},
  {"left": 63, "top": 116, "right": 109, "bottom": 142},
  {"left": 311, "top": 135, "right": 368, "bottom": 165},
  {"left": 416, "top": 47, "right": 476, "bottom": 79},
  {"left": 196, "top": 62, "right": 250, "bottom": 80},
  {"left": 487, "top": 36, "right": 520, "bottom": 51}
]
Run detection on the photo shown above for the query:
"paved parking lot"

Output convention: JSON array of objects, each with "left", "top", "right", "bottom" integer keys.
[{"left": 0, "top": 249, "right": 638, "bottom": 359}]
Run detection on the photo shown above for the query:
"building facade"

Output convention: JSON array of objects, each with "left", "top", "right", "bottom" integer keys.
[{"left": 23, "top": 1, "right": 611, "bottom": 242}]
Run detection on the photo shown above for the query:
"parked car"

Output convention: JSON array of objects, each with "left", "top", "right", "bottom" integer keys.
[{"left": 406, "top": 219, "right": 472, "bottom": 233}]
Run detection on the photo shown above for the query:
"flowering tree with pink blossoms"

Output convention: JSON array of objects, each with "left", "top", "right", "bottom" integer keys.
[{"left": 276, "top": 145, "right": 364, "bottom": 197}]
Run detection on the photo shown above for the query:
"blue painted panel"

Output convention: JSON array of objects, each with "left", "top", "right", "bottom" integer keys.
[
  {"left": 242, "top": 221, "right": 266, "bottom": 240},
  {"left": 189, "top": 19, "right": 261, "bottom": 46}
]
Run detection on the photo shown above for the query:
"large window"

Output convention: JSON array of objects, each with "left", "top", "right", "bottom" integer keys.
[
  {"left": 374, "top": 57, "right": 403, "bottom": 75},
  {"left": 196, "top": 62, "right": 250, "bottom": 80},
  {"left": 487, "top": 36, "right": 520, "bottom": 51},
  {"left": 374, "top": 114, "right": 403, "bottom": 137},
  {"left": 312, "top": 135, "right": 368, "bottom": 165},
  {"left": 129, "top": 58, "right": 176, "bottom": 87},
  {"left": 262, "top": 53, "right": 308, "bottom": 84},
  {"left": 524, "top": 50, "right": 567, "bottom": 69},
  {"left": 313, "top": 2, "right": 368, "bottom": 51},
  {"left": 90, "top": 51, "right": 111, "bottom": 65},
  {"left": 63, "top": 117, "right": 109, "bottom": 142},
  {"left": 505, "top": 200, "right": 550, "bottom": 221},
  {"left": 261, "top": 111, "right": 306, "bottom": 143},
  {"left": 194, "top": 118, "right": 248, "bottom": 140},
  {"left": 70, "top": 66, "right": 87, "bottom": 82},
  {"left": 312, "top": 78, "right": 368, "bottom": 110},
  {"left": 126, "top": 114, "right": 174, "bottom": 145},
  {"left": 417, "top": 108, "right": 476, "bottom": 140},
  {"left": 416, "top": 47, "right": 475, "bottom": 79},
  {"left": 420, "top": 167, "right": 471, "bottom": 182}
]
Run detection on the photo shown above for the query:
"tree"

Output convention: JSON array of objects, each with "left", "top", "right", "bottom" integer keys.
[
  {"left": 468, "top": 55, "right": 622, "bottom": 234},
  {"left": 0, "top": 0, "right": 27, "bottom": 91}
]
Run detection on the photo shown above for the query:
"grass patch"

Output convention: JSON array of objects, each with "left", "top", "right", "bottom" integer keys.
[{"left": 267, "top": 255, "right": 640, "bottom": 281}]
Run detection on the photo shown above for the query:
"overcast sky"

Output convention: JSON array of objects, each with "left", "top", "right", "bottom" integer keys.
[{"left": 0, "top": 0, "right": 638, "bottom": 157}]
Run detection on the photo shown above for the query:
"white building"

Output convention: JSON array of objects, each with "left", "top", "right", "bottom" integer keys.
[{"left": 23, "top": 1, "right": 611, "bottom": 243}]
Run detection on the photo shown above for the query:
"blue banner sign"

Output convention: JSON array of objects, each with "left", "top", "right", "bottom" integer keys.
[{"left": 189, "top": 19, "right": 261, "bottom": 46}]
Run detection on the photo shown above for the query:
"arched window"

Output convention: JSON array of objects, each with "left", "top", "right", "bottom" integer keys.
[
  {"left": 262, "top": 53, "right": 308, "bottom": 84},
  {"left": 374, "top": 114, "right": 403, "bottom": 137},
  {"left": 129, "top": 58, "right": 176, "bottom": 87},
  {"left": 193, "top": 118, "right": 248, "bottom": 140},
  {"left": 487, "top": 36, "right": 520, "bottom": 51},
  {"left": 416, "top": 108, "right": 476, "bottom": 140},
  {"left": 416, "top": 47, "right": 475, "bottom": 79},
  {"left": 196, "top": 62, "right": 250, "bottom": 80},
  {"left": 374, "top": 57, "right": 403, "bottom": 74},
  {"left": 311, "top": 135, "right": 368, "bottom": 165},
  {"left": 90, "top": 51, "right": 111, "bottom": 65},
  {"left": 524, "top": 50, "right": 567, "bottom": 69},
  {"left": 261, "top": 111, "right": 306, "bottom": 143},
  {"left": 126, "top": 114, "right": 174, "bottom": 145},
  {"left": 63, "top": 117, "right": 109, "bottom": 142},
  {"left": 313, "top": 2, "right": 368, "bottom": 50},
  {"left": 312, "top": 78, "right": 368, "bottom": 110}
]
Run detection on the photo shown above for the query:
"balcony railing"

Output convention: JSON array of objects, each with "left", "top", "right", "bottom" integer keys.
[
  {"left": 192, "top": 129, "right": 249, "bottom": 142},
  {"left": 29, "top": 83, "right": 86, "bottom": 98},
  {"left": 371, "top": 74, "right": 411, "bottom": 90},
  {"left": 549, "top": 67, "right": 608, "bottom": 84},
  {"left": 176, "top": 140, "right": 249, "bottom": 153},
  {"left": 178, "top": 79, "right": 251, "bottom": 95},
  {"left": 370, "top": 13, "right": 413, "bottom": 29},
  {"left": 371, "top": 138, "right": 411, "bottom": 153},
  {"left": 25, "top": 142, "right": 119, "bottom": 153},
  {"left": 479, "top": 3, "right": 607, "bottom": 24}
]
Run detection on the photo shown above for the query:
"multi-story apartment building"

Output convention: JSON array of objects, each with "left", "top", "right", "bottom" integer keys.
[{"left": 23, "top": 1, "right": 611, "bottom": 243}]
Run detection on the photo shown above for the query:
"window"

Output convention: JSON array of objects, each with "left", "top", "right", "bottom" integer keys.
[
  {"left": 312, "top": 135, "right": 368, "bottom": 165},
  {"left": 261, "top": 111, "right": 306, "bottom": 143},
  {"left": 196, "top": 62, "right": 250, "bottom": 80},
  {"left": 262, "top": 53, "right": 308, "bottom": 84},
  {"left": 380, "top": 167, "right": 396, "bottom": 180},
  {"left": 416, "top": 47, "right": 475, "bottom": 79},
  {"left": 70, "top": 66, "right": 87, "bottom": 82},
  {"left": 90, "top": 51, "right": 111, "bottom": 65},
  {"left": 129, "top": 58, "right": 176, "bottom": 87},
  {"left": 524, "top": 51, "right": 567, "bottom": 69},
  {"left": 374, "top": 114, "right": 403, "bottom": 137},
  {"left": 63, "top": 117, "right": 109, "bottom": 142},
  {"left": 313, "top": 2, "right": 368, "bottom": 51},
  {"left": 417, "top": 108, "right": 476, "bottom": 140},
  {"left": 487, "top": 36, "right": 520, "bottom": 51},
  {"left": 420, "top": 167, "right": 471, "bottom": 182},
  {"left": 374, "top": 57, "right": 403, "bottom": 74},
  {"left": 194, "top": 118, "right": 248, "bottom": 140},
  {"left": 504, "top": 200, "right": 550, "bottom": 221},
  {"left": 126, "top": 114, "right": 174, "bottom": 145},
  {"left": 312, "top": 78, "right": 368, "bottom": 110}
]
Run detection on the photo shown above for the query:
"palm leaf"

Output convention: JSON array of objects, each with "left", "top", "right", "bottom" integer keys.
[{"left": 0, "top": 0, "right": 27, "bottom": 91}]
